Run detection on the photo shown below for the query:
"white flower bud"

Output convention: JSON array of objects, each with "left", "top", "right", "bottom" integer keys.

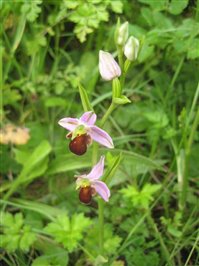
[
  {"left": 124, "top": 36, "right": 139, "bottom": 61},
  {"left": 117, "top": 21, "right": 129, "bottom": 46},
  {"left": 99, "top": 50, "right": 121, "bottom": 81}
]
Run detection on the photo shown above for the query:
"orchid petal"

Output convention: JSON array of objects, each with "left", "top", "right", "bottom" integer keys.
[
  {"left": 58, "top": 117, "right": 79, "bottom": 131},
  {"left": 99, "top": 51, "right": 121, "bottom": 81},
  {"left": 80, "top": 111, "right": 97, "bottom": 126},
  {"left": 89, "top": 126, "right": 114, "bottom": 148},
  {"left": 93, "top": 180, "right": 110, "bottom": 202},
  {"left": 87, "top": 156, "right": 105, "bottom": 180}
]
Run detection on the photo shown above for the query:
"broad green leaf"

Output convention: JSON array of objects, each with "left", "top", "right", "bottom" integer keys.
[
  {"left": 187, "top": 39, "right": 199, "bottom": 60},
  {"left": 114, "top": 149, "right": 165, "bottom": 171},
  {"left": 21, "top": 157, "right": 48, "bottom": 185},
  {"left": 168, "top": 0, "right": 188, "bottom": 15},
  {"left": 138, "top": 43, "right": 154, "bottom": 63},
  {"left": 4, "top": 141, "right": 52, "bottom": 200},
  {"left": 20, "top": 140, "right": 52, "bottom": 178},
  {"left": 32, "top": 257, "right": 50, "bottom": 266},
  {"left": 14, "top": 149, "right": 30, "bottom": 166},
  {"left": 8, "top": 198, "right": 67, "bottom": 220},
  {"left": 47, "top": 154, "right": 92, "bottom": 175}
]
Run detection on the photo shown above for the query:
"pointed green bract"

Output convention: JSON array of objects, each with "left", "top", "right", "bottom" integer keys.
[{"left": 78, "top": 83, "right": 93, "bottom": 112}]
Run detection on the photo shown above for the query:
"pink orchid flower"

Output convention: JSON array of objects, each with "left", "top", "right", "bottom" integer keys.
[
  {"left": 58, "top": 111, "right": 114, "bottom": 155},
  {"left": 76, "top": 156, "right": 110, "bottom": 203}
]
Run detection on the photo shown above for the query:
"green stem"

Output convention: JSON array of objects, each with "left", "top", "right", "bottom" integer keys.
[
  {"left": 187, "top": 107, "right": 199, "bottom": 152},
  {"left": 93, "top": 99, "right": 117, "bottom": 254},
  {"left": 98, "top": 199, "right": 104, "bottom": 254},
  {"left": 196, "top": 0, "right": 199, "bottom": 20},
  {"left": 184, "top": 233, "right": 199, "bottom": 266},
  {"left": 165, "top": 56, "right": 185, "bottom": 104},
  {"left": 78, "top": 243, "right": 95, "bottom": 261},
  {"left": 180, "top": 108, "right": 199, "bottom": 209},
  {"left": 117, "top": 46, "right": 124, "bottom": 71},
  {"left": 100, "top": 103, "right": 116, "bottom": 127}
]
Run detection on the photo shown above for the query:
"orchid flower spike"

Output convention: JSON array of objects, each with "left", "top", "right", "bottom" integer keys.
[
  {"left": 99, "top": 50, "right": 121, "bottom": 81},
  {"left": 58, "top": 111, "right": 114, "bottom": 155},
  {"left": 76, "top": 156, "right": 110, "bottom": 204}
]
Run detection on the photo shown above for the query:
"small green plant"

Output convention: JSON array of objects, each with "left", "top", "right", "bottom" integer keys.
[
  {"left": 44, "top": 213, "right": 91, "bottom": 252},
  {"left": 0, "top": 212, "right": 36, "bottom": 252},
  {"left": 121, "top": 183, "right": 161, "bottom": 209}
]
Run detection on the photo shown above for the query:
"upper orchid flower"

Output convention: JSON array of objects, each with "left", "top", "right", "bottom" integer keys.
[
  {"left": 99, "top": 50, "right": 121, "bottom": 81},
  {"left": 76, "top": 156, "right": 110, "bottom": 204},
  {"left": 58, "top": 111, "right": 114, "bottom": 155}
]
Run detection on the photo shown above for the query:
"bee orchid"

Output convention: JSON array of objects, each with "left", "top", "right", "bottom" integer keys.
[
  {"left": 58, "top": 111, "right": 114, "bottom": 155},
  {"left": 76, "top": 156, "right": 110, "bottom": 204}
]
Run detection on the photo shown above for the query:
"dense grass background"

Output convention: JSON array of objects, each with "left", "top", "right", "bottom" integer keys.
[{"left": 1, "top": 1, "right": 199, "bottom": 265}]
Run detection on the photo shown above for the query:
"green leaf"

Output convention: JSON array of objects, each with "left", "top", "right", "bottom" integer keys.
[
  {"left": 11, "top": 14, "right": 26, "bottom": 53},
  {"left": 19, "top": 230, "right": 36, "bottom": 251},
  {"left": 0, "top": 212, "right": 36, "bottom": 252},
  {"left": 33, "top": 244, "right": 68, "bottom": 266},
  {"left": 138, "top": 43, "right": 154, "bottom": 63},
  {"left": 104, "top": 153, "right": 122, "bottom": 184},
  {"left": 168, "top": 0, "right": 188, "bottom": 15},
  {"left": 25, "top": 157, "right": 49, "bottom": 182},
  {"left": 144, "top": 109, "right": 169, "bottom": 128},
  {"left": 44, "top": 213, "right": 91, "bottom": 252},
  {"left": 187, "top": 39, "right": 199, "bottom": 59},
  {"left": 4, "top": 140, "right": 51, "bottom": 200},
  {"left": 47, "top": 154, "right": 92, "bottom": 175},
  {"left": 84, "top": 223, "right": 122, "bottom": 257},
  {"left": 45, "top": 97, "right": 67, "bottom": 107},
  {"left": 138, "top": 0, "right": 167, "bottom": 10},
  {"left": 20, "top": 140, "right": 51, "bottom": 178},
  {"left": 113, "top": 95, "right": 131, "bottom": 105},
  {"left": 10, "top": 198, "right": 67, "bottom": 220},
  {"left": 21, "top": 0, "right": 42, "bottom": 22},
  {"left": 109, "top": 1, "right": 123, "bottom": 13},
  {"left": 121, "top": 183, "right": 161, "bottom": 209},
  {"left": 32, "top": 257, "right": 50, "bottom": 266},
  {"left": 78, "top": 83, "right": 93, "bottom": 112}
]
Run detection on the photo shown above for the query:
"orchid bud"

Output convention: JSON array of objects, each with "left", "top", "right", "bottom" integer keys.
[
  {"left": 99, "top": 50, "right": 121, "bottom": 81},
  {"left": 116, "top": 21, "right": 129, "bottom": 46},
  {"left": 124, "top": 36, "right": 139, "bottom": 61}
]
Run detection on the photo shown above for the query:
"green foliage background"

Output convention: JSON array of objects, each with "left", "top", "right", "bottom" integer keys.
[{"left": 1, "top": 0, "right": 199, "bottom": 265}]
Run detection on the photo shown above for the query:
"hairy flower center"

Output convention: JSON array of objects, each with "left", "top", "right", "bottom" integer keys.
[{"left": 72, "top": 125, "right": 87, "bottom": 139}]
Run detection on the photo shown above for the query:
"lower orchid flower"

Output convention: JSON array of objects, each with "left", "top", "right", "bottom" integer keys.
[
  {"left": 75, "top": 156, "right": 110, "bottom": 204},
  {"left": 58, "top": 111, "right": 114, "bottom": 155}
]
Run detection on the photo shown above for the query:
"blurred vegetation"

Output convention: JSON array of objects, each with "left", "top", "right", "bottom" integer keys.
[{"left": 1, "top": 0, "right": 199, "bottom": 265}]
